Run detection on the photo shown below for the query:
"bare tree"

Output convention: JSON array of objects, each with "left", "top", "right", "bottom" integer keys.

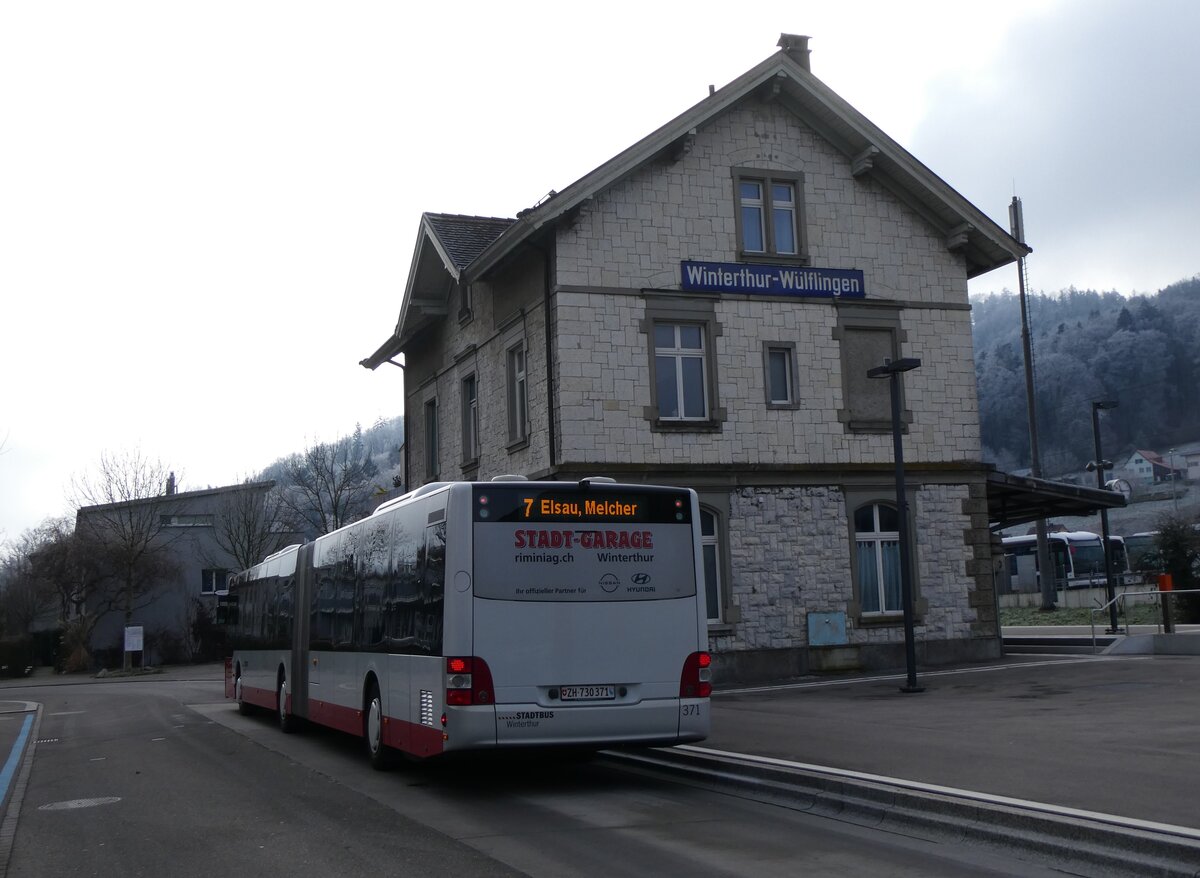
[
  {"left": 206, "top": 479, "right": 293, "bottom": 572},
  {"left": 70, "top": 451, "right": 184, "bottom": 647},
  {"left": 0, "top": 521, "right": 59, "bottom": 639},
  {"left": 19, "top": 517, "right": 85, "bottom": 631},
  {"left": 280, "top": 426, "right": 379, "bottom": 536}
]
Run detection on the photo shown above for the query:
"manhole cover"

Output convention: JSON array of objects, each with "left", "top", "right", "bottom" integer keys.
[{"left": 38, "top": 797, "right": 121, "bottom": 811}]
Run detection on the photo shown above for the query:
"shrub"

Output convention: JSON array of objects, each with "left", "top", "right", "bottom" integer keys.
[
  {"left": 1155, "top": 513, "right": 1200, "bottom": 622},
  {"left": 60, "top": 620, "right": 92, "bottom": 673}
]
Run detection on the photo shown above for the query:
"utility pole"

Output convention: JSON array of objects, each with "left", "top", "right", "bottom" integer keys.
[{"left": 1009, "top": 197, "right": 1055, "bottom": 610}]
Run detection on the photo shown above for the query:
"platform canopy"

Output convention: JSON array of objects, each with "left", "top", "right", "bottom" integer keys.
[{"left": 987, "top": 470, "right": 1126, "bottom": 530}]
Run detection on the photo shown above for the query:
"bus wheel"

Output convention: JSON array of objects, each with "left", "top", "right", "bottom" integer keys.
[
  {"left": 277, "top": 672, "right": 296, "bottom": 734},
  {"left": 365, "top": 681, "right": 394, "bottom": 771},
  {"left": 235, "top": 667, "right": 252, "bottom": 716}
]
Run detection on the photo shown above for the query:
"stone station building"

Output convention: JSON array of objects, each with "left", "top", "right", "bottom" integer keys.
[{"left": 363, "top": 35, "right": 1037, "bottom": 682}]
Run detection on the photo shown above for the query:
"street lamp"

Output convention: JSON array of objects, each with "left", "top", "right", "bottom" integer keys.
[
  {"left": 867, "top": 357, "right": 923, "bottom": 693},
  {"left": 1087, "top": 400, "right": 1120, "bottom": 633},
  {"left": 1170, "top": 448, "right": 1179, "bottom": 511}
]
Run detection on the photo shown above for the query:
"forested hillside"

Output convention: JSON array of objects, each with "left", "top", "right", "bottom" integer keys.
[
  {"left": 972, "top": 275, "right": 1200, "bottom": 475},
  {"left": 256, "top": 415, "right": 404, "bottom": 539}
]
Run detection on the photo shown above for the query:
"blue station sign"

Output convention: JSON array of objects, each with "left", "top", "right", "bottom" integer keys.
[{"left": 681, "top": 260, "right": 866, "bottom": 298}]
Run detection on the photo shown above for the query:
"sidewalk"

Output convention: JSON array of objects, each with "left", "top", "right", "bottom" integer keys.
[
  {"left": 0, "top": 662, "right": 227, "bottom": 695},
  {"left": 705, "top": 652, "right": 1200, "bottom": 829}
]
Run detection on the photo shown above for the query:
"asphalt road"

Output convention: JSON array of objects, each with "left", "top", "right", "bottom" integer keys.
[
  {"left": 0, "top": 667, "right": 1090, "bottom": 877},
  {"left": 0, "top": 675, "right": 519, "bottom": 878}
]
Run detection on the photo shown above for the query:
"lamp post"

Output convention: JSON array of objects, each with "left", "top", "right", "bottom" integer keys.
[
  {"left": 1089, "top": 400, "right": 1120, "bottom": 633},
  {"left": 1170, "top": 448, "right": 1179, "bottom": 511},
  {"left": 868, "top": 357, "right": 923, "bottom": 693}
]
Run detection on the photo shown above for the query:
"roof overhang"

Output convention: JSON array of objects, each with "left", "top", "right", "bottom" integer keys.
[
  {"left": 360, "top": 333, "right": 403, "bottom": 371},
  {"left": 987, "top": 470, "right": 1126, "bottom": 530}
]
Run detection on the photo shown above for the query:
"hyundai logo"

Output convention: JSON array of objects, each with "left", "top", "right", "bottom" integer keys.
[{"left": 631, "top": 573, "right": 651, "bottom": 585}]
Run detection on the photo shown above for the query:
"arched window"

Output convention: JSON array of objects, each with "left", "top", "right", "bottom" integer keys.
[
  {"left": 855, "top": 503, "right": 902, "bottom": 614},
  {"left": 700, "top": 507, "right": 723, "bottom": 622}
]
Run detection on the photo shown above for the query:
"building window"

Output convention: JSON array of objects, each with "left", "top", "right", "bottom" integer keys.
[
  {"left": 763, "top": 342, "right": 799, "bottom": 408},
  {"left": 700, "top": 508, "right": 723, "bottom": 623},
  {"left": 835, "top": 305, "right": 907, "bottom": 433},
  {"left": 854, "top": 503, "right": 903, "bottom": 615},
  {"left": 506, "top": 343, "right": 528, "bottom": 445},
  {"left": 654, "top": 323, "right": 709, "bottom": 420},
  {"left": 733, "top": 168, "right": 807, "bottom": 261},
  {"left": 161, "top": 514, "right": 213, "bottom": 527},
  {"left": 461, "top": 374, "right": 479, "bottom": 465},
  {"left": 424, "top": 398, "right": 439, "bottom": 479},
  {"left": 201, "top": 568, "right": 228, "bottom": 595},
  {"left": 641, "top": 296, "right": 724, "bottom": 431}
]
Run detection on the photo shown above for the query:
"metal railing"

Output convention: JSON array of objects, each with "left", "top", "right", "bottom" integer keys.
[{"left": 1089, "top": 588, "right": 1200, "bottom": 653}]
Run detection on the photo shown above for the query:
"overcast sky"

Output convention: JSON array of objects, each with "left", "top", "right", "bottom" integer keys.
[{"left": 2, "top": 0, "right": 1197, "bottom": 542}]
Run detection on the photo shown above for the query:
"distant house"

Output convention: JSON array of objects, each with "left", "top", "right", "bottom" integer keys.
[
  {"left": 1120, "top": 450, "right": 1186, "bottom": 487},
  {"left": 1171, "top": 441, "right": 1200, "bottom": 482},
  {"left": 75, "top": 480, "right": 277, "bottom": 665}
]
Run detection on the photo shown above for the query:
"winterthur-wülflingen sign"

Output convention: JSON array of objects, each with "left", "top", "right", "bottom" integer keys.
[{"left": 680, "top": 260, "right": 866, "bottom": 298}]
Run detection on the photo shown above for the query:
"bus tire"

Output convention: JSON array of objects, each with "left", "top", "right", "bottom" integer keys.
[
  {"left": 365, "top": 680, "right": 394, "bottom": 771},
  {"left": 277, "top": 671, "right": 297, "bottom": 734},
  {"left": 235, "top": 666, "right": 253, "bottom": 716}
]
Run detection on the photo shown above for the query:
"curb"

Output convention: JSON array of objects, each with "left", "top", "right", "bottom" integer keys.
[
  {"left": 599, "top": 746, "right": 1200, "bottom": 878},
  {"left": 0, "top": 704, "right": 41, "bottom": 878}
]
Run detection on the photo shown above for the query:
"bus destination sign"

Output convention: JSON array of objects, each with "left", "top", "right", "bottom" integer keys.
[
  {"left": 524, "top": 498, "right": 641, "bottom": 520},
  {"left": 475, "top": 486, "right": 690, "bottom": 525}
]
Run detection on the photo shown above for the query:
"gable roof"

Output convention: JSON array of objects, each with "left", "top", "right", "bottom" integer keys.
[
  {"left": 360, "top": 213, "right": 514, "bottom": 369},
  {"left": 362, "top": 35, "right": 1029, "bottom": 368},
  {"left": 462, "top": 39, "right": 1027, "bottom": 286},
  {"left": 425, "top": 214, "right": 515, "bottom": 273}
]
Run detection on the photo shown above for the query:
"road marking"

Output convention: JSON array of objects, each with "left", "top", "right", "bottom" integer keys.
[
  {"left": 0, "top": 714, "right": 33, "bottom": 806},
  {"left": 47, "top": 711, "right": 85, "bottom": 717},
  {"left": 38, "top": 797, "right": 121, "bottom": 811}
]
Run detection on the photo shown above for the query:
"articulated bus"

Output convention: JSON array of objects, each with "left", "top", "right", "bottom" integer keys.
[{"left": 223, "top": 477, "right": 711, "bottom": 766}]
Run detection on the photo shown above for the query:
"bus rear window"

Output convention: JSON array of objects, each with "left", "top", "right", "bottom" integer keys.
[{"left": 472, "top": 486, "right": 697, "bottom": 602}]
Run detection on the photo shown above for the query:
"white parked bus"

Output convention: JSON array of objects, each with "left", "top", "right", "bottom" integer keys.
[
  {"left": 1002, "top": 531, "right": 1109, "bottom": 591},
  {"left": 224, "top": 477, "right": 711, "bottom": 765}
]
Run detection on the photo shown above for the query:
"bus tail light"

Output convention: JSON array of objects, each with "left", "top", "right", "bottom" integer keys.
[
  {"left": 445, "top": 656, "right": 495, "bottom": 706},
  {"left": 680, "top": 651, "right": 712, "bottom": 698}
]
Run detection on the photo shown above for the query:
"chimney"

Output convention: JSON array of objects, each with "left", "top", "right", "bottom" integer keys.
[
  {"left": 166, "top": 472, "right": 176, "bottom": 496},
  {"left": 778, "top": 33, "right": 812, "bottom": 72}
]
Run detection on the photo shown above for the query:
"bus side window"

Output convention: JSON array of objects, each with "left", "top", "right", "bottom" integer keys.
[{"left": 217, "top": 594, "right": 239, "bottom": 627}]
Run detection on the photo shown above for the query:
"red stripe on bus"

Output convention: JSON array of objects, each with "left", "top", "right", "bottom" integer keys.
[
  {"left": 383, "top": 717, "right": 444, "bottom": 758},
  {"left": 307, "top": 699, "right": 362, "bottom": 736},
  {"left": 242, "top": 686, "right": 276, "bottom": 711}
]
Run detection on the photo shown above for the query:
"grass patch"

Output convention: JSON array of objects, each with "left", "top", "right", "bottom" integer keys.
[{"left": 1000, "top": 604, "right": 1165, "bottom": 626}]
